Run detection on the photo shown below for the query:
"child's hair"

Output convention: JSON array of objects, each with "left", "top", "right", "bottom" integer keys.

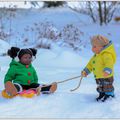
[
  {"left": 91, "top": 35, "right": 109, "bottom": 47},
  {"left": 7, "top": 47, "right": 37, "bottom": 59}
]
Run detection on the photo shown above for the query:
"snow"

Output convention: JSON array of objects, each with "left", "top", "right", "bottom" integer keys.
[
  {"left": 0, "top": 6, "right": 120, "bottom": 119},
  {"left": 0, "top": 39, "right": 11, "bottom": 55},
  {"left": 0, "top": 2, "right": 44, "bottom": 9}
]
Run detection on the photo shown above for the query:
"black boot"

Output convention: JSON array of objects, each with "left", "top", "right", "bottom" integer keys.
[
  {"left": 102, "top": 94, "right": 114, "bottom": 102},
  {"left": 96, "top": 92, "right": 105, "bottom": 101},
  {"left": 102, "top": 94, "right": 110, "bottom": 102}
]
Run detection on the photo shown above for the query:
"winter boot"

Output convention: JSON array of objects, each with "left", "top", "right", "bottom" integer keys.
[
  {"left": 5, "top": 81, "right": 18, "bottom": 96},
  {"left": 41, "top": 82, "right": 57, "bottom": 94},
  {"left": 96, "top": 92, "right": 105, "bottom": 101},
  {"left": 49, "top": 82, "right": 57, "bottom": 93},
  {"left": 102, "top": 94, "right": 110, "bottom": 102},
  {"left": 102, "top": 94, "right": 114, "bottom": 102}
]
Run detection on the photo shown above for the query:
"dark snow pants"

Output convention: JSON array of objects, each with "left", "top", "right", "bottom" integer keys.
[
  {"left": 95, "top": 76, "right": 114, "bottom": 96},
  {"left": 14, "top": 83, "right": 51, "bottom": 92}
]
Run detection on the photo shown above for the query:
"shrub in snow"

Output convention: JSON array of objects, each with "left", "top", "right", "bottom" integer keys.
[
  {"left": 35, "top": 38, "right": 51, "bottom": 49},
  {"left": 22, "top": 21, "right": 60, "bottom": 48},
  {"left": 0, "top": 8, "right": 16, "bottom": 42},
  {"left": 33, "top": 21, "right": 60, "bottom": 41},
  {"left": 0, "top": 31, "right": 10, "bottom": 40},
  {"left": 24, "top": 21, "right": 60, "bottom": 41},
  {"left": 59, "top": 24, "right": 85, "bottom": 51}
]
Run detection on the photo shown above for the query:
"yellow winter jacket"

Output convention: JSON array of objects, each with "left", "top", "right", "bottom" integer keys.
[{"left": 84, "top": 41, "right": 116, "bottom": 79}]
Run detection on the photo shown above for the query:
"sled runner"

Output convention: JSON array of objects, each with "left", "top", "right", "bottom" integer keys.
[{"left": 2, "top": 81, "right": 57, "bottom": 99}]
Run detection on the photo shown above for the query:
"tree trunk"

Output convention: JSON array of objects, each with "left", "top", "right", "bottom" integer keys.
[
  {"left": 88, "top": 1, "right": 96, "bottom": 23},
  {"left": 103, "top": 1, "right": 107, "bottom": 24},
  {"left": 98, "top": 1, "right": 103, "bottom": 25}
]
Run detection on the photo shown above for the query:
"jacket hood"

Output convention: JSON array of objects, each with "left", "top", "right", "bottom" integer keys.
[
  {"left": 101, "top": 41, "right": 116, "bottom": 63},
  {"left": 10, "top": 59, "right": 32, "bottom": 68}
]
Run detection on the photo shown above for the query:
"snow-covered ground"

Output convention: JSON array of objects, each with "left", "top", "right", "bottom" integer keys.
[{"left": 0, "top": 6, "right": 120, "bottom": 119}]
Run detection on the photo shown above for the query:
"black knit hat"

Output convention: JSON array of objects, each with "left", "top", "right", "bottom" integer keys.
[
  {"left": 7, "top": 47, "right": 37, "bottom": 59},
  {"left": 18, "top": 49, "right": 33, "bottom": 59}
]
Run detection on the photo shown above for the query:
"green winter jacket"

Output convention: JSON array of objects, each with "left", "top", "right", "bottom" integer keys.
[{"left": 4, "top": 59, "right": 38, "bottom": 85}]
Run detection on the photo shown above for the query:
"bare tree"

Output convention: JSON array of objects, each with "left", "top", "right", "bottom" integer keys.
[
  {"left": 87, "top": 1, "right": 96, "bottom": 23},
  {"left": 68, "top": 1, "right": 119, "bottom": 25},
  {"left": 88, "top": 1, "right": 119, "bottom": 25}
]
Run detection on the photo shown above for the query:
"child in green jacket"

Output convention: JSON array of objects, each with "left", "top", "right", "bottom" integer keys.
[
  {"left": 4, "top": 47, "right": 57, "bottom": 96},
  {"left": 81, "top": 35, "right": 116, "bottom": 102}
]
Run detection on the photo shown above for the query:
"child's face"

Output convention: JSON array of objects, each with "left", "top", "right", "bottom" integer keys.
[
  {"left": 20, "top": 54, "right": 32, "bottom": 65},
  {"left": 92, "top": 45, "right": 103, "bottom": 54}
]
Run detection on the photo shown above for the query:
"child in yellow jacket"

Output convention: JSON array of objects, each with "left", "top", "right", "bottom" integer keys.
[{"left": 81, "top": 35, "right": 116, "bottom": 102}]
